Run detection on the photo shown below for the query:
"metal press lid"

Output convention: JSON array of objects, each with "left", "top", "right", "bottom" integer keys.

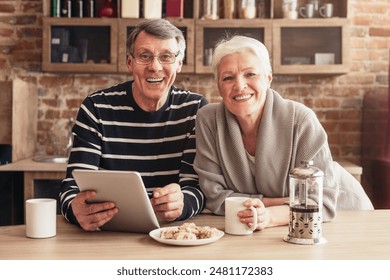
[{"left": 289, "top": 160, "right": 324, "bottom": 178}]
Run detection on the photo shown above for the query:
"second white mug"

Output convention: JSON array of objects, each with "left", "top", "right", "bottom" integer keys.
[
  {"left": 319, "top": 3, "right": 333, "bottom": 18},
  {"left": 299, "top": 3, "right": 314, "bottom": 18},
  {"left": 225, "top": 197, "right": 258, "bottom": 235}
]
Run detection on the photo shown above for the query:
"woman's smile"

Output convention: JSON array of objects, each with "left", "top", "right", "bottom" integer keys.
[{"left": 233, "top": 93, "right": 254, "bottom": 101}]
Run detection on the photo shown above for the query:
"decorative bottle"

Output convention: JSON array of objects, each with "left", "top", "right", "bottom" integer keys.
[{"left": 98, "top": 0, "right": 117, "bottom": 18}]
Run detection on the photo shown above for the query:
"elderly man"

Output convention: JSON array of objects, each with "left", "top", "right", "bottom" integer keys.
[{"left": 59, "top": 19, "right": 208, "bottom": 231}]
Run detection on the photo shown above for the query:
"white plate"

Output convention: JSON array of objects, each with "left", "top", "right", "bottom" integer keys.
[{"left": 149, "top": 227, "right": 224, "bottom": 246}]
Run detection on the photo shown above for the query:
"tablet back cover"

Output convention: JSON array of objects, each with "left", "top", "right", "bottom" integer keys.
[{"left": 73, "top": 169, "right": 160, "bottom": 233}]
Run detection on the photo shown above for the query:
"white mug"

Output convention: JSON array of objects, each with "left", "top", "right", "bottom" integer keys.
[
  {"left": 299, "top": 3, "right": 314, "bottom": 18},
  {"left": 282, "top": 0, "right": 298, "bottom": 12},
  {"left": 225, "top": 197, "right": 258, "bottom": 235},
  {"left": 282, "top": 0, "right": 298, "bottom": 19},
  {"left": 319, "top": 3, "right": 333, "bottom": 18},
  {"left": 26, "top": 198, "right": 57, "bottom": 239},
  {"left": 283, "top": 10, "right": 298, "bottom": 20}
]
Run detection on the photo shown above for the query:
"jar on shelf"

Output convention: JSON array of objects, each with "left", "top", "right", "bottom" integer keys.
[
  {"left": 61, "top": 0, "right": 72, "bottom": 18},
  {"left": 85, "top": 0, "right": 95, "bottom": 18},
  {"left": 239, "top": 0, "right": 257, "bottom": 19},
  {"left": 282, "top": 0, "right": 298, "bottom": 19},
  {"left": 224, "top": 0, "right": 236, "bottom": 19},
  {"left": 202, "top": 0, "right": 219, "bottom": 20},
  {"left": 257, "top": 0, "right": 266, "bottom": 18},
  {"left": 98, "top": 0, "right": 117, "bottom": 18}
]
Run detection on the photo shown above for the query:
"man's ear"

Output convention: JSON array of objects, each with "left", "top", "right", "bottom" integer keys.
[
  {"left": 127, "top": 54, "right": 133, "bottom": 73},
  {"left": 176, "top": 59, "right": 183, "bottom": 73}
]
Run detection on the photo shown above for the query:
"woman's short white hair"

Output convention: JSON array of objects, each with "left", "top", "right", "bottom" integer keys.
[{"left": 211, "top": 35, "right": 272, "bottom": 79}]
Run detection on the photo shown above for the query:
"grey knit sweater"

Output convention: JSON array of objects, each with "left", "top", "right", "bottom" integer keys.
[{"left": 194, "top": 89, "right": 373, "bottom": 222}]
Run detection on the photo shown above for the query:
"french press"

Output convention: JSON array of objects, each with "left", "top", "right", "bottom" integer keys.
[{"left": 284, "top": 160, "right": 327, "bottom": 245}]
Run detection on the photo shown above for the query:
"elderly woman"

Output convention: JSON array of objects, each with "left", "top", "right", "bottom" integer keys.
[{"left": 194, "top": 36, "right": 373, "bottom": 231}]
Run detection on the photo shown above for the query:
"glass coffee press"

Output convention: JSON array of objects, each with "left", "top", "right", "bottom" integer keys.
[{"left": 284, "top": 160, "right": 327, "bottom": 245}]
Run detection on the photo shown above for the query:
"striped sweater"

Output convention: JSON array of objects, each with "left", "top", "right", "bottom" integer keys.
[{"left": 59, "top": 81, "right": 208, "bottom": 225}]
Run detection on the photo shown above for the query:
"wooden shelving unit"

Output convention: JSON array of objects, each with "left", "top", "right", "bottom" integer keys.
[{"left": 42, "top": 0, "right": 349, "bottom": 75}]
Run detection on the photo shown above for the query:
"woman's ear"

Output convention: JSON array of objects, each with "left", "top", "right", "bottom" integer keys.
[{"left": 267, "top": 73, "right": 273, "bottom": 87}]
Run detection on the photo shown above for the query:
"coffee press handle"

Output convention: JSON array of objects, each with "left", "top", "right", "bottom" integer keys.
[{"left": 248, "top": 206, "right": 258, "bottom": 231}]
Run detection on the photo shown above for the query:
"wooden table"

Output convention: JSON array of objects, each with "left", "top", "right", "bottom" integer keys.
[{"left": 0, "top": 210, "right": 389, "bottom": 260}]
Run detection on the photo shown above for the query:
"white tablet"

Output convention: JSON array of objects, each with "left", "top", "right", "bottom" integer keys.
[{"left": 72, "top": 169, "right": 160, "bottom": 233}]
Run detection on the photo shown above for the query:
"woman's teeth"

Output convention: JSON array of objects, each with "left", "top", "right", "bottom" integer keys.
[
  {"left": 147, "top": 78, "right": 164, "bottom": 83},
  {"left": 234, "top": 94, "right": 252, "bottom": 101}
]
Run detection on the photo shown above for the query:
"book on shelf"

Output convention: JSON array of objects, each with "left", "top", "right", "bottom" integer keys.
[{"left": 166, "top": 0, "right": 184, "bottom": 18}]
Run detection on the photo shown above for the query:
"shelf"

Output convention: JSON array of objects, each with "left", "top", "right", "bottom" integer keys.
[
  {"left": 272, "top": 18, "right": 350, "bottom": 74},
  {"left": 194, "top": 0, "right": 348, "bottom": 20},
  {"left": 42, "top": 18, "right": 118, "bottom": 73},
  {"left": 272, "top": 0, "right": 348, "bottom": 19}
]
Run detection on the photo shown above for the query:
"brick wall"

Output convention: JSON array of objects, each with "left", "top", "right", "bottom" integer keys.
[{"left": 0, "top": 0, "right": 389, "bottom": 191}]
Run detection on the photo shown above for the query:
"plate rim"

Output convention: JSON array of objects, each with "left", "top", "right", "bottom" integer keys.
[{"left": 149, "top": 227, "right": 224, "bottom": 246}]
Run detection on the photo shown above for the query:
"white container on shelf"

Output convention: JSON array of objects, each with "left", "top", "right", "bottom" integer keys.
[
  {"left": 121, "top": 0, "right": 140, "bottom": 18},
  {"left": 203, "top": 0, "right": 219, "bottom": 20},
  {"left": 239, "top": 0, "right": 256, "bottom": 19},
  {"left": 143, "top": 0, "right": 162, "bottom": 19}
]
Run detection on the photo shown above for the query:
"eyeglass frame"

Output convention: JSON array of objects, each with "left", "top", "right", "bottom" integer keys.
[{"left": 130, "top": 51, "right": 181, "bottom": 65}]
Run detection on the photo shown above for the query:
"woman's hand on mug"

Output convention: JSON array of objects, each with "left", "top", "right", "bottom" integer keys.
[{"left": 238, "top": 198, "right": 271, "bottom": 230}]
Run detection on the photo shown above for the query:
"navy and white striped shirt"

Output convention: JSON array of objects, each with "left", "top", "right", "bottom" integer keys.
[{"left": 59, "top": 81, "right": 208, "bottom": 225}]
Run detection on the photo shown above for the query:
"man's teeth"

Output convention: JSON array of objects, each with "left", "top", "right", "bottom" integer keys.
[
  {"left": 234, "top": 94, "right": 251, "bottom": 101},
  {"left": 147, "top": 78, "right": 163, "bottom": 83}
]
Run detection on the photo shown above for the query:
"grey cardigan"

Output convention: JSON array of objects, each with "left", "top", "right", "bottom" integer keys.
[{"left": 194, "top": 89, "right": 373, "bottom": 221}]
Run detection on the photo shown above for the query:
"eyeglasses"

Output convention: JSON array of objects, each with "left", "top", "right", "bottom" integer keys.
[{"left": 131, "top": 51, "right": 180, "bottom": 65}]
